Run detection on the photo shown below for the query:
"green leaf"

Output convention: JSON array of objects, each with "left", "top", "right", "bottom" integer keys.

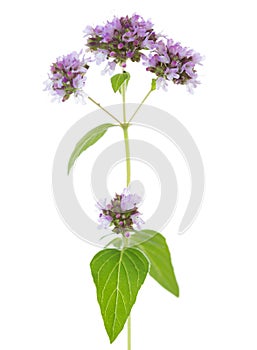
[
  {"left": 130, "top": 230, "right": 179, "bottom": 297},
  {"left": 90, "top": 248, "right": 149, "bottom": 343},
  {"left": 118, "top": 72, "right": 130, "bottom": 93},
  {"left": 111, "top": 72, "right": 130, "bottom": 93},
  {"left": 67, "top": 123, "right": 116, "bottom": 174},
  {"left": 151, "top": 78, "right": 157, "bottom": 91}
]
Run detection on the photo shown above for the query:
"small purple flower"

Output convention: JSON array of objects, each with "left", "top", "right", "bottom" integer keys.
[
  {"left": 96, "top": 188, "right": 144, "bottom": 236},
  {"left": 44, "top": 51, "right": 89, "bottom": 103},
  {"left": 95, "top": 50, "right": 107, "bottom": 65},
  {"left": 96, "top": 198, "right": 108, "bottom": 210},
  {"left": 73, "top": 74, "right": 87, "bottom": 88},
  {"left": 156, "top": 77, "right": 168, "bottom": 91},
  {"left": 101, "top": 61, "right": 117, "bottom": 75},
  {"left": 85, "top": 14, "right": 160, "bottom": 72},
  {"left": 131, "top": 213, "right": 145, "bottom": 230},
  {"left": 126, "top": 51, "right": 134, "bottom": 58},
  {"left": 98, "top": 214, "right": 113, "bottom": 229},
  {"left": 83, "top": 25, "right": 94, "bottom": 36},
  {"left": 120, "top": 188, "right": 141, "bottom": 211},
  {"left": 166, "top": 68, "right": 180, "bottom": 80}
]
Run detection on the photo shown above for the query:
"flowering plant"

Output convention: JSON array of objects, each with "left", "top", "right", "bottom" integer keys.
[{"left": 46, "top": 13, "right": 203, "bottom": 349}]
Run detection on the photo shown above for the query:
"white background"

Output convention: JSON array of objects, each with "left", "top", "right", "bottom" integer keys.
[{"left": 1, "top": 0, "right": 257, "bottom": 349}]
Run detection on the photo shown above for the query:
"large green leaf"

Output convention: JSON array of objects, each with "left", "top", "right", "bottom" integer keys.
[
  {"left": 111, "top": 72, "right": 130, "bottom": 93},
  {"left": 90, "top": 248, "right": 149, "bottom": 343},
  {"left": 130, "top": 230, "right": 179, "bottom": 297},
  {"left": 67, "top": 123, "right": 116, "bottom": 174}
]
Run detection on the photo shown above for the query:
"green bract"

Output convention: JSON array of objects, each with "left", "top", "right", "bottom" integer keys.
[
  {"left": 151, "top": 78, "right": 157, "bottom": 91},
  {"left": 111, "top": 72, "right": 130, "bottom": 93}
]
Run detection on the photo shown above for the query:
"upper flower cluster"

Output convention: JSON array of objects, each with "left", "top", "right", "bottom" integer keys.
[
  {"left": 97, "top": 188, "right": 144, "bottom": 237},
  {"left": 144, "top": 39, "right": 203, "bottom": 92},
  {"left": 84, "top": 14, "right": 159, "bottom": 73},
  {"left": 44, "top": 51, "right": 89, "bottom": 103},
  {"left": 45, "top": 13, "right": 203, "bottom": 103}
]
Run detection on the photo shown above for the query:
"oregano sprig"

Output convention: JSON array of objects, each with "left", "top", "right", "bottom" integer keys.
[{"left": 46, "top": 11, "right": 203, "bottom": 350}]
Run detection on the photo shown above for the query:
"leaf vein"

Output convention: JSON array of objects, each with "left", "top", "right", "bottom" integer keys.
[
  {"left": 112, "top": 250, "right": 124, "bottom": 336},
  {"left": 124, "top": 253, "right": 140, "bottom": 288},
  {"left": 121, "top": 261, "right": 132, "bottom": 303},
  {"left": 100, "top": 261, "right": 119, "bottom": 303},
  {"left": 96, "top": 253, "right": 118, "bottom": 285}
]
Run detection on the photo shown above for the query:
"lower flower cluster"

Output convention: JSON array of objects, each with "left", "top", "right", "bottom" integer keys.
[{"left": 97, "top": 188, "right": 144, "bottom": 237}]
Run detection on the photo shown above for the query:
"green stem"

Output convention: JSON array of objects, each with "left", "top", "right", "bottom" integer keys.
[
  {"left": 88, "top": 96, "right": 122, "bottom": 125},
  {"left": 123, "top": 125, "right": 131, "bottom": 186},
  {"left": 128, "top": 89, "right": 152, "bottom": 123},
  {"left": 127, "top": 314, "right": 131, "bottom": 350},
  {"left": 121, "top": 80, "right": 131, "bottom": 350},
  {"left": 121, "top": 80, "right": 130, "bottom": 186},
  {"left": 121, "top": 82, "right": 127, "bottom": 124}
]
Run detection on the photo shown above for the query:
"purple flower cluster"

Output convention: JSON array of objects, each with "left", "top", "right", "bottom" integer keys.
[
  {"left": 97, "top": 188, "right": 144, "bottom": 237},
  {"left": 144, "top": 39, "right": 203, "bottom": 92},
  {"left": 84, "top": 14, "right": 203, "bottom": 91},
  {"left": 84, "top": 14, "right": 159, "bottom": 73},
  {"left": 45, "top": 51, "right": 89, "bottom": 103},
  {"left": 45, "top": 14, "right": 203, "bottom": 103}
]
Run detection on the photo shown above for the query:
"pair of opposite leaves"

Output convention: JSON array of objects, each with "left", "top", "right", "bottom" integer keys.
[{"left": 90, "top": 229, "right": 179, "bottom": 343}]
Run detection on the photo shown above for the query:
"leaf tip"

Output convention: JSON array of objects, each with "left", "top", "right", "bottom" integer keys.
[
  {"left": 167, "top": 280, "right": 179, "bottom": 297},
  {"left": 174, "top": 286, "right": 180, "bottom": 297},
  {"left": 109, "top": 335, "right": 116, "bottom": 344}
]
